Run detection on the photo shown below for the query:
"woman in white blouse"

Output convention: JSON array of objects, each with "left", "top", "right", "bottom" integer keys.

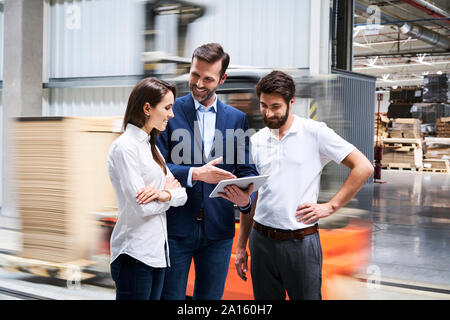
[{"left": 107, "top": 77, "right": 187, "bottom": 300}]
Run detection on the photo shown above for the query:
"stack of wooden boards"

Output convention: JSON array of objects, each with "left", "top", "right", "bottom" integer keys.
[
  {"left": 437, "top": 117, "right": 450, "bottom": 137},
  {"left": 14, "top": 117, "right": 122, "bottom": 264},
  {"left": 423, "top": 137, "right": 450, "bottom": 172},
  {"left": 381, "top": 138, "right": 423, "bottom": 170},
  {"left": 390, "top": 118, "right": 422, "bottom": 139},
  {"left": 374, "top": 116, "right": 450, "bottom": 172},
  {"left": 374, "top": 114, "right": 389, "bottom": 142},
  {"left": 380, "top": 137, "right": 449, "bottom": 173},
  {"left": 380, "top": 118, "right": 424, "bottom": 170},
  {"left": 422, "top": 159, "right": 450, "bottom": 172}
]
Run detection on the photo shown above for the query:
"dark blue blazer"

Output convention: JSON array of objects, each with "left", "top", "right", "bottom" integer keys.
[{"left": 157, "top": 93, "right": 258, "bottom": 240}]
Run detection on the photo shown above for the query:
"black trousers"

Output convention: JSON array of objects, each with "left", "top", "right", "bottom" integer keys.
[{"left": 249, "top": 227, "right": 323, "bottom": 300}]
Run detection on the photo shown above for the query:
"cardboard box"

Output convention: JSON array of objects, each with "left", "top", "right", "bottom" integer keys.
[{"left": 14, "top": 117, "right": 121, "bottom": 263}]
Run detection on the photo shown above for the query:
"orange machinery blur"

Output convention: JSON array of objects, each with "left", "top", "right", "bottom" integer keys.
[
  {"left": 100, "top": 218, "right": 371, "bottom": 300},
  {"left": 186, "top": 219, "right": 372, "bottom": 300}
]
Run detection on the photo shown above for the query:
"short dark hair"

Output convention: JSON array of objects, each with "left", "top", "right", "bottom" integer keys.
[
  {"left": 255, "top": 71, "right": 296, "bottom": 105},
  {"left": 192, "top": 43, "right": 230, "bottom": 78}
]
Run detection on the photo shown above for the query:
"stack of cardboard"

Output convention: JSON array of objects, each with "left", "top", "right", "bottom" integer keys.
[
  {"left": 437, "top": 117, "right": 450, "bottom": 137},
  {"left": 390, "top": 118, "right": 422, "bottom": 139},
  {"left": 423, "top": 137, "right": 450, "bottom": 160},
  {"left": 390, "top": 87, "right": 423, "bottom": 103},
  {"left": 423, "top": 74, "right": 449, "bottom": 103},
  {"left": 410, "top": 103, "right": 450, "bottom": 125},
  {"left": 382, "top": 138, "right": 423, "bottom": 169},
  {"left": 14, "top": 117, "right": 121, "bottom": 263},
  {"left": 422, "top": 159, "right": 450, "bottom": 172},
  {"left": 374, "top": 114, "right": 389, "bottom": 142}
]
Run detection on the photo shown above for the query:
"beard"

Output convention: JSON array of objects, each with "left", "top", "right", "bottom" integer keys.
[
  {"left": 263, "top": 107, "right": 289, "bottom": 129},
  {"left": 190, "top": 83, "right": 217, "bottom": 106}
]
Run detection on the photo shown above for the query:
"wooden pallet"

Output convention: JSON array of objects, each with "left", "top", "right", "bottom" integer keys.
[
  {"left": 0, "top": 253, "right": 95, "bottom": 281},
  {"left": 421, "top": 159, "right": 450, "bottom": 173},
  {"left": 382, "top": 138, "right": 423, "bottom": 148},
  {"left": 381, "top": 138, "right": 424, "bottom": 168},
  {"left": 382, "top": 163, "right": 419, "bottom": 171},
  {"left": 419, "top": 168, "right": 449, "bottom": 173}
]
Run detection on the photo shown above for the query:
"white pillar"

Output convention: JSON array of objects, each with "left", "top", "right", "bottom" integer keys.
[
  {"left": 309, "top": 0, "right": 331, "bottom": 75},
  {"left": 2, "top": 0, "right": 44, "bottom": 216}
]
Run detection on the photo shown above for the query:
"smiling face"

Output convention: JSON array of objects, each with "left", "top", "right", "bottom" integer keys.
[
  {"left": 144, "top": 90, "right": 175, "bottom": 132},
  {"left": 189, "top": 57, "right": 227, "bottom": 107}
]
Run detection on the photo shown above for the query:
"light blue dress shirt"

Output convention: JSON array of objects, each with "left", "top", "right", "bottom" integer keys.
[
  {"left": 186, "top": 96, "right": 252, "bottom": 211},
  {"left": 186, "top": 96, "right": 218, "bottom": 187}
]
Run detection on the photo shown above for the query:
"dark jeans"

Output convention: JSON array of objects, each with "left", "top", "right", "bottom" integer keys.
[
  {"left": 110, "top": 254, "right": 165, "bottom": 300},
  {"left": 249, "top": 227, "right": 323, "bottom": 300},
  {"left": 161, "top": 222, "right": 233, "bottom": 300}
]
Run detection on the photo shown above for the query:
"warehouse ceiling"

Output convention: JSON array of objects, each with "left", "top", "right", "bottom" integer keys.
[{"left": 353, "top": 0, "right": 450, "bottom": 87}]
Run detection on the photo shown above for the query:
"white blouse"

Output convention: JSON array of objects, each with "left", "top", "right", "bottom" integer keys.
[{"left": 107, "top": 124, "right": 187, "bottom": 268}]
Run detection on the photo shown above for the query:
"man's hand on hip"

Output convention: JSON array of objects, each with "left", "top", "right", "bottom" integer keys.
[
  {"left": 192, "top": 156, "right": 236, "bottom": 184},
  {"left": 218, "top": 183, "right": 254, "bottom": 208},
  {"left": 295, "top": 202, "right": 334, "bottom": 224}
]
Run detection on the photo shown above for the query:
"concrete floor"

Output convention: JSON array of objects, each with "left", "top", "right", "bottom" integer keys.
[
  {"left": 0, "top": 169, "right": 449, "bottom": 300},
  {"left": 372, "top": 170, "right": 450, "bottom": 284}
]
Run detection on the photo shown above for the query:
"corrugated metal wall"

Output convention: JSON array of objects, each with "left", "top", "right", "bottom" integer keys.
[
  {"left": 43, "top": 87, "right": 132, "bottom": 117},
  {"left": 319, "top": 70, "right": 375, "bottom": 209},
  {"left": 0, "top": 94, "right": 2, "bottom": 207},
  {"left": 49, "top": 0, "right": 144, "bottom": 78},
  {"left": 45, "top": 0, "right": 313, "bottom": 116},
  {"left": 0, "top": 2, "right": 3, "bottom": 80},
  {"left": 329, "top": 70, "right": 375, "bottom": 166},
  {"left": 184, "top": 0, "right": 311, "bottom": 68},
  {"left": 46, "top": 0, "right": 143, "bottom": 117},
  {"left": 155, "top": 13, "right": 178, "bottom": 75},
  {"left": 0, "top": 3, "right": 4, "bottom": 206}
]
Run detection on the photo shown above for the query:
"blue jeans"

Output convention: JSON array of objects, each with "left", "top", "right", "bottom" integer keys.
[
  {"left": 161, "top": 222, "right": 233, "bottom": 300},
  {"left": 110, "top": 254, "right": 165, "bottom": 300}
]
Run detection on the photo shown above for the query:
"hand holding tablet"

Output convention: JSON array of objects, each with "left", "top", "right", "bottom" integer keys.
[{"left": 209, "top": 175, "right": 269, "bottom": 198}]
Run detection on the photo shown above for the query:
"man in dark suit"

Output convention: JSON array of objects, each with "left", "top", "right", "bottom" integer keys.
[{"left": 157, "top": 43, "right": 258, "bottom": 300}]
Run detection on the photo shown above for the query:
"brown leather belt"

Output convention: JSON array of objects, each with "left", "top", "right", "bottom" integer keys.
[
  {"left": 253, "top": 221, "right": 318, "bottom": 241},
  {"left": 196, "top": 208, "right": 204, "bottom": 222}
]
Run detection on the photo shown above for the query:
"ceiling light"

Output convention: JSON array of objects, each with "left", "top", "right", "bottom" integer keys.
[
  {"left": 364, "top": 56, "right": 386, "bottom": 69},
  {"left": 415, "top": 53, "right": 432, "bottom": 66},
  {"left": 368, "top": 56, "right": 379, "bottom": 66}
]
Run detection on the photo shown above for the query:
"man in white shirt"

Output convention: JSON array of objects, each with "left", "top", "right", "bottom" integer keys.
[{"left": 228, "top": 71, "right": 374, "bottom": 300}]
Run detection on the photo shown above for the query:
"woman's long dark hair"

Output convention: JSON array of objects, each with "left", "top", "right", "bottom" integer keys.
[{"left": 122, "top": 77, "right": 176, "bottom": 175}]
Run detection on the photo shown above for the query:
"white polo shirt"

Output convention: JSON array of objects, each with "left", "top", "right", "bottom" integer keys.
[{"left": 250, "top": 115, "right": 355, "bottom": 230}]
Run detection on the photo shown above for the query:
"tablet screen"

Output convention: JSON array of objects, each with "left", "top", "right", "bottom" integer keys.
[{"left": 209, "top": 175, "right": 269, "bottom": 198}]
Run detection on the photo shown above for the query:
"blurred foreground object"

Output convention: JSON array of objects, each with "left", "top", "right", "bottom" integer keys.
[
  {"left": 184, "top": 215, "right": 372, "bottom": 300},
  {"left": 13, "top": 117, "right": 121, "bottom": 265}
]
